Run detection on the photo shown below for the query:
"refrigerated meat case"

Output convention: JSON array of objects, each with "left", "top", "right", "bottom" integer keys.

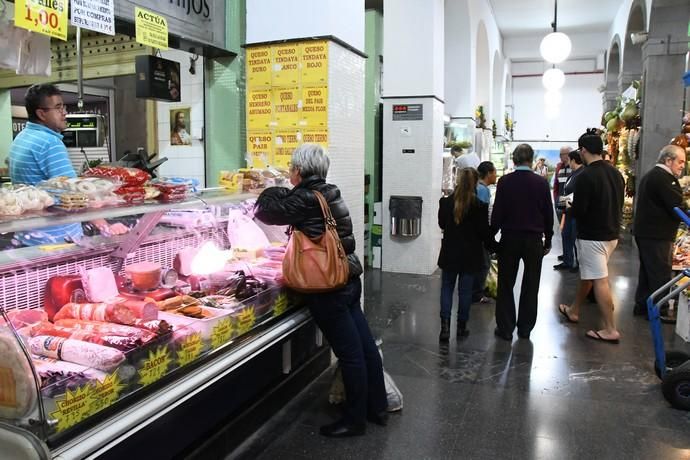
[{"left": 0, "top": 190, "right": 330, "bottom": 460}]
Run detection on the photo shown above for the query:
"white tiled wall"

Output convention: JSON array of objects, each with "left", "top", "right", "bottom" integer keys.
[
  {"left": 382, "top": 98, "right": 444, "bottom": 275},
  {"left": 327, "top": 42, "right": 365, "bottom": 273},
  {"left": 156, "top": 49, "right": 206, "bottom": 186}
]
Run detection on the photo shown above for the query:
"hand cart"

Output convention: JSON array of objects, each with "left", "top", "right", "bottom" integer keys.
[{"left": 646, "top": 207, "right": 690, "bottom": 410}]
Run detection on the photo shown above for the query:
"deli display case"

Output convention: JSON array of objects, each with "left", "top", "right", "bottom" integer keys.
[{"left": 0, "top": 190, "right": 330, "bottom": 460}]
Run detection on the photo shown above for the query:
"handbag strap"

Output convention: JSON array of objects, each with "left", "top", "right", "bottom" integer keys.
[{"left": 312, "top": 190, "right": 337, "bottom": 229}]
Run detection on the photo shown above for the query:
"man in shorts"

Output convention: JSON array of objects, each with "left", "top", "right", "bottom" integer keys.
[{"left": 557, "top": 129, "right": 625, "bottom": 343}]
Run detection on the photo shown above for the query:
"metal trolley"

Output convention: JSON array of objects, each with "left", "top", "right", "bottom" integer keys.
[{"left": 646, "top": 207, "right": 690, "bottom": 410}]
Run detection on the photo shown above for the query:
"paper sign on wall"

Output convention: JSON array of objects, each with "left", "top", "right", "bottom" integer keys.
[
  {"left": 247, "top": 131, "right": 274, "bottom": 169},
  {"left": 247, "top": 89, "right": 274, "bottom": 129},
  {"left": 273, "top": 87, "right": 301, "bottom": 128},
  {"left": 71, "top": 0, "right": 115, "bottom": 35},
  {"left": 274, "top": 130, "right": 300, "bottom": 169},
  {"left": 14, "top": 0, "right": 68, "bottom": 41},
  {"left": 300, "top": 41, "right": 328, "bottom": 85},
  {"left": 272, "top": 44, "right": 300, "bottom": 87},
  {"left": 247, "top": 47, "right": 272, "bottom": 88},
  {"left": 135, "top": 7, "right": 168, "bottom": 49},
  {"left": 301, "top": 129, "right": 329, "bottom": 146},
  {"left": 301, "top": 86, "right": 328, "bottom": 127}
]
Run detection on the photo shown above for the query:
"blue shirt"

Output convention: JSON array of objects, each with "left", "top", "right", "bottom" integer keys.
[
  {"left": 9, "top": 122, "right": 83, "bottom": 245},
  {"left": 476, "top": 182, "right": 491, "bottom": 204}
]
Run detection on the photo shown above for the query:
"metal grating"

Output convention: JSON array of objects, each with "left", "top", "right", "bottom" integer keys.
[{"left": 0, "top": 228, "right": 228, "bottom": 313}]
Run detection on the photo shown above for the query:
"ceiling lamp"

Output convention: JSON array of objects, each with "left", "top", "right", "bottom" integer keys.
[
  {"left": 543, "top": 68, "right": 565, "bottom": 91},
  {"left": 540, "top": 1, "right": 571, "bottom": 64}
]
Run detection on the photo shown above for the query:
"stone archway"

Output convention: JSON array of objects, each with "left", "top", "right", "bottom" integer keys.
[
  {"left": 603, "top": 37, "right": 621, "bottom": 112},
  {"left": 474, "top": 21, "right": 490, "bottom": 123},
  {"left": 621, "top": 1, "right": 645, "bottom": 92}
]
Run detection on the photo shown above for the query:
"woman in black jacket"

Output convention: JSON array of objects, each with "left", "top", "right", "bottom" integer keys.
[
  {"left": 254, "top": 144, "right": 387, "bottom": 438},
  {"left": 437, "top": 168, "right": 494, "bottom": 341}
]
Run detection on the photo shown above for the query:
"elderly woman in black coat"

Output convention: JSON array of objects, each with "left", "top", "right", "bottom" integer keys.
[{"left": 254, "top": 143, "right": 387, "bottom": 437}]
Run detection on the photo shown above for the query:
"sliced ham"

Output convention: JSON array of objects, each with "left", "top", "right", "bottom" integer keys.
[
  {"left": 3, "top": 308, "right": 48, "bottom": 329},
  {"left": 81, "top": 267, "right": 119, "bottom": 303},
  {"left": 54, "top": 319, "right": 156, "bottom": 343},
  {"left": 53, "top": 302, "right": 136, "bottom": 325},
  {"left": 117, "top": 298, "right": 158, "bottom": 321}
]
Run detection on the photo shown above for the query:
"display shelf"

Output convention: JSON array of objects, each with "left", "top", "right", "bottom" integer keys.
[{"left": 0, "top": 191, "right": 254, "bottom": 235}]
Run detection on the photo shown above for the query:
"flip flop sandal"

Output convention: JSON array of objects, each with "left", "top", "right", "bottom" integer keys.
[
  {"left": 558, "top": 304, "right": 578, "bottom": 323},
  {"left": 585, "top": 330, "right": 620, "bottom": 344}
]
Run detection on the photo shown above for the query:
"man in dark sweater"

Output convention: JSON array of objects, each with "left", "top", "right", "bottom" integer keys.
[
  {"left": 491, "top": 144, "right": 553, "bottom": 340},
  {"left": 632, "top": 145, "right": 686, "bottom": 317},
  {"left": 558, "top": 130, "right": 625, "bottom": 343}
]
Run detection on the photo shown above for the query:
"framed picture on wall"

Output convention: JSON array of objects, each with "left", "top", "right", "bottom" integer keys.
[{"left": 170, "top": 108, "right": 192, "bottom": 146}]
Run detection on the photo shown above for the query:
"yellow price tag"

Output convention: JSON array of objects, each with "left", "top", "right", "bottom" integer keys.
[
  {"left": 50, "top": 385, "right": 93, "bottom": 432},
  {"left": 14, "top": 0, "right": 68, "bottom": 41},
  {"left": 138, "top": 346, "right": 172, "bottom": 386},
  {"left": 211, "top": 318, "right": 233, "bottom": 349},
  {"left": 89, "top": 373, "right": 125, "bottom": 415},
  {"left": 236, "top": 306, "right": 256, "bottom": 335},
  {"left": 273, "top": 292, "right": 289, "bottom": 317},
  {"left": 134, "top": 7, "right": 168, "bottom": 49},
  {"left": 177, "top": 332, "right": 203, "bottom": 367}
]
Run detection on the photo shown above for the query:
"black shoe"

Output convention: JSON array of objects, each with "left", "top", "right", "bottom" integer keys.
[
  {"left": 517, "top": 330, "right": 530, "bottom": 339},
  {"left": 439, "top": 318, "right": 450, "bottom": 342},
  {"left": 558, "top": 255, "right": 564, "bottom": 261},
  {"left": 319, "top": 420, "right": 366, "bottom": 437},
  {"left": 494, "top": 328, "right": 512, "bottom": 341},
  {"left": 553, "top": 263, "right": 569, "bottom": 270},
  {"left": 367, "top": 411, "right": 388, "bottom": 426},
  {"left": 457, "top": 321, "right": 469, "bottom": 337}
]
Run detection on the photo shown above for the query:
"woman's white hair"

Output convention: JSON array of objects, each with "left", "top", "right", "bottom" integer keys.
[{"left": 291, "top": 143, "right": 330, "bottom": 178}]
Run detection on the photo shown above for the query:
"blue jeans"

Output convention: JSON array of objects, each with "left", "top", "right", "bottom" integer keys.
[
  {"left": 440, "top": 270, "right": 474, "bottom": 322},
  {"left": 563, "top": 217, "right": 578, "bottom": 268},
  {"left": 305, "top": 278, "right": 388, "bottom": 425}
]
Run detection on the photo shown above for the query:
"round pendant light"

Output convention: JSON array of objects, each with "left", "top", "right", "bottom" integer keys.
[
  {"left": 540, "top": 32, "right": 572, "bottom": 64},
  {"left": 542, "top": 68, "right": 565, "bottom": 91}
]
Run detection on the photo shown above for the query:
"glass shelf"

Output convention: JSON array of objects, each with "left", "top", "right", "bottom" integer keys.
[{"left": 0, "top": 190, "right": 255, "bottom": 234}]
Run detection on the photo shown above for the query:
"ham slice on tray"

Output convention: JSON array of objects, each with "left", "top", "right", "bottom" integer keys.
[
  {"left": 53, "top": 302, "right": 136, "bottom": 325},
  {"left": 115, "top": 298, "right": 158, "bottom": 321},
  {"left": 29, "top": 336, "right": 125, "bottom": 372},
  {"left": 26, "top": 321, "right": 141, "bottom": 352},
  {"left": 53, "top": 319, "right": 157, "bottom": 343},
  {"left": 1, "top": 308, "right": 48, "bottom": 329}
]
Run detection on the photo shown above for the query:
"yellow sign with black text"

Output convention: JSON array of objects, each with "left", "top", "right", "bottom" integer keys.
[
  {"left": 300, "top": 41, "right": 328, "bottom": 85},
  {"left": 135, "top": 7, "right": 168, "bottom": 49},
  {"left": 247, "top": 47, "right": 272, "bottom": 88},
  {"left": 14, "top": 0, "right": 68, "bottom": 40},
  {"left": 247, "top": 89, "right": 274, "bottom": 130},
  {"left": 272, "top": 44, "right": 300, "bottom": 87},
  {"left": 274, "top": 130, "right": 300, "bottom": 169},
  {"left": 301, "top": 86, "right": 328, "bottom": 127},
  {"left": 273, "top": 87, "right": 301, "bottom": 128},
  {"left": 247, "top": 131, "right": 274, "bottom": 169},
  {"left": 301, "top": 129, "right": 329, "bottom": 146}
]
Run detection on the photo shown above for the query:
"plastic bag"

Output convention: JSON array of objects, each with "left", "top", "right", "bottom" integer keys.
[
  {"left": 38, "top": 177, "right": 122, "bottom": 208},
  {"left": 328, "top": 340, "right": 403, "bottom": 412},
  {"left": 227, "top": 209, "right": 270, "bottom": 250},
  {"left": 485, "top": 259, "right": 498, "bottom": 299}
]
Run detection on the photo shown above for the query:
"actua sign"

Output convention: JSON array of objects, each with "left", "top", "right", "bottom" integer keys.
[{"left": 137, "top": 9, "right": 167, "bottom": 27}]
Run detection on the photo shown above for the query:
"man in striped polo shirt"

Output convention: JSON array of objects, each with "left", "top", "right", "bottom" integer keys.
[{"left": 9, "top": 84, "right": 126, "bottom": 245}]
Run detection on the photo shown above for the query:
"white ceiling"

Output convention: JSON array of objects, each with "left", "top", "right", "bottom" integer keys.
[{"left": 488, "top": 0, "right": 622, "bottom": 38}]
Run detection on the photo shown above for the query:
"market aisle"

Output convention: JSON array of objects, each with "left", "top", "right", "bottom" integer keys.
[{"left": 227, "top": 235, "right": 690, "bottom": 460}]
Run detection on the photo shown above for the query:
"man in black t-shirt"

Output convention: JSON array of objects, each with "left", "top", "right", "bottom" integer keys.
[
  {"left": 558, "top": 129, "right": 625, "bottom": 343},
  {"left": 632, "top": 145, "right": 686, "bottom": 317}
]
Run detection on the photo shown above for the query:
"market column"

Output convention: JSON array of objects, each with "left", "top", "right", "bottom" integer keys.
[
  {"left": 245, "top": 1, "right": 366, "bottom": 268},
  {"left": 381, "top": 0, "right": 444, "bottom": 275},
  {"left": 638, "top": 2, "right": 690, "bottom": 175}
]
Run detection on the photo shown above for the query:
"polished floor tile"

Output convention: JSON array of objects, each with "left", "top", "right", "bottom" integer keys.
[{"left": 228, "top": 234, "right": 690, "bottom": 459}]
